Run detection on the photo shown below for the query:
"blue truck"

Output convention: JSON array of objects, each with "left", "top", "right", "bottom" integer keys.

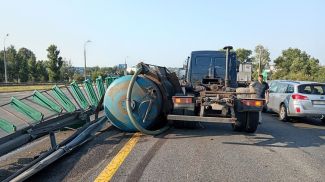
[{"left": 168, "top": 46, "right": 264, "bottom": 133}]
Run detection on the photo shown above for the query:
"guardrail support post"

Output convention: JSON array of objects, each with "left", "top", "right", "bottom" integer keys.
[{"left": 49, "top": 132, "right": 57, "bottom": 149}]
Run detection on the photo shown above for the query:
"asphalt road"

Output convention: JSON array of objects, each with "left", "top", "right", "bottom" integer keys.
[
  {"left": 1, "top": 91, "right": 324, "bottom": 181},
  {"left": 0, "top": 91, "right": 35, "bottom": 105},
  {"left": 24, "top": 113, "right": 325, "bottom": 182}
]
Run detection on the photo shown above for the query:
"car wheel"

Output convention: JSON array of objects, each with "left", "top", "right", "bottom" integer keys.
[{"left": 279, "top": 104, "right": 289, "bottom": 122}]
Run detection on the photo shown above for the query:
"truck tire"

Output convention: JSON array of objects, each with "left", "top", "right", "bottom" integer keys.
[
  {"left": 279, "top": 104, "right": 289, "bottom": 122},
  {"left": 245, "top": 112, "right": 259, "bottom": 133},
  {"left": 232, "top": 111, "right": 247, "bottom": 132}
]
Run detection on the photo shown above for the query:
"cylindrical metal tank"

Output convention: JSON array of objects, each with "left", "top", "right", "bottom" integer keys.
[{"left": 103, "top": 75, "right": 163, "bottom": 132}]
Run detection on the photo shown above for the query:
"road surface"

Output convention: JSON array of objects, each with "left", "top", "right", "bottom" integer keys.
[
  {"left": 0, "top": 91, "right": 35, "bottom": 105},
  {"left": 23, "top": 113, "right": 325, "bottom": 182},
  {"left": 1, "top": 91, "right": 324, "bottom": 181}
]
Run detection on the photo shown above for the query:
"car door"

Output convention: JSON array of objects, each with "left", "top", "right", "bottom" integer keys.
[
  {"left": 273, "top": 83, "right": 288, "bottom": 113},
  {"left": 267, "top": 81, "right": 278, "bottom": 111},
  {"left": 286, "top": 84, "right": 295, "bottom": 114}
]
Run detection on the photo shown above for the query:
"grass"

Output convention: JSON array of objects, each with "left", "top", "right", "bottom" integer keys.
[{"left": 0, "top": 85, "right": 58, "bottom": 93}]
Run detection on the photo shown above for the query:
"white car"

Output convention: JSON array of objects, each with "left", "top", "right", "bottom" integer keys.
[{"left": 267, "top": 80, "right": 325, "bottom": 122}]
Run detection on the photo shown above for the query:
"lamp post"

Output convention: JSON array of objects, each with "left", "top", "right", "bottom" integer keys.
[
  {"left": 84, "top": 40, "right": 91, "bottom": 80},
  {"left": 3, "top": 33, "right": 9, "bottom": 83},
  {"left": 124, "top": 56, "right": 128, "bottom": 75}
]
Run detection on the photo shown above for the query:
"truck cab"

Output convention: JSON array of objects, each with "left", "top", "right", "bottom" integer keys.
[{"left": 186, "top": 51, "right": 238, "bottom": 88}]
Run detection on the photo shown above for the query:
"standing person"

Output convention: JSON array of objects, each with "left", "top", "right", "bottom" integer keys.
[{"left": 250, "top": 75, "right": 269, "bottom": 124}]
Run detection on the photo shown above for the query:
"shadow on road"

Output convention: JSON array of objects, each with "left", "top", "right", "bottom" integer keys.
[
  {"left": 222, "top": 114, "right": 325, "bottom": 149},
  {"left": 154, "top": 114, "right": 325, "bottom": 149},
  {"left": 157, "top": 122, "right": 245, "bottom": 139}
]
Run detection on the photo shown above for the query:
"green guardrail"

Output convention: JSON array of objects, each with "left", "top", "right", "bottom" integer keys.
[
  {"left": 10, "top": 97, "right": 44, "bottom": 122},
  {"left": 52, "top": 85, "right": 76, "bottom": 112},
  {"left": 105, "top": 76, "right": 117, "bottom": 88},
  {"left": 33, "top": 90, "right": 62, "bottom": 113},
  {"left": 84, "top": 79, "right": 99, "bottom": 107},
  {"left": 70, "top": 81, "right": 89, "bottom": 110},
  {"left": 96, "top": 76, "right": 106, "bottom": 99},
  {"left": 0, "top": 118, "right": 16, "bottom": 133}
]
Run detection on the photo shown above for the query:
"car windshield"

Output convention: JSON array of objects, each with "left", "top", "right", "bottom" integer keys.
[{"left": 298, "top": 84, "right": 325, "bottom": 95}]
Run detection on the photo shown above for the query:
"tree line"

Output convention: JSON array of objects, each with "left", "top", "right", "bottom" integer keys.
[
  {"left": 1, "top": 44, "right": 324, "bottom": 83},
  {"left": 0, "top": 45, "right": 123, "bottom": 83},
  {"left": 235, "top": 45, "right": 325, "bottom": 82}
]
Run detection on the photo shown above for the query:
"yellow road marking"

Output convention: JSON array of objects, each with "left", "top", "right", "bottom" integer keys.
[{"left": 94, "top": 132, "right": 142, "bottom": 182}]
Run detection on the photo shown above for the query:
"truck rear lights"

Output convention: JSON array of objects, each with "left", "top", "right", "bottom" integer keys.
[
  {"left": 292, "top": 94, "right": 308, "bottom": 100},
  {"left": 172, "top": 97, "right": 193, "bottom": 104},
  {"left": 241, "top": 100, "right": 263, "bottom": 107}
]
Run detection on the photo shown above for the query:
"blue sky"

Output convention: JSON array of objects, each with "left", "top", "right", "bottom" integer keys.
[{"left": 1, "top": 0, "right": 324, "bottom": 67}]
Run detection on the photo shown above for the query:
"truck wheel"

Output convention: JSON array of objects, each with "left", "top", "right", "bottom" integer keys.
[
  {"left": 279, "top": 104, "right": 289, "bottom": 122},
  {"left": 245, "top": 112, "right": 259, "bottom": 133},
  {"left": 232, "top": 111, "right": 247, "bottom": 132}
]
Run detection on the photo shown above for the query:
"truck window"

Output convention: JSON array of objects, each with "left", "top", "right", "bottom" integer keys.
[
  {"left": 214, "top": 57, "right": 226, "bottom": 67},
  {"left": 192, "top": 56, "right": 226, "bottom": 77},
  {"left": 195, "top": 57, "right": 212, "bottom": 66}
]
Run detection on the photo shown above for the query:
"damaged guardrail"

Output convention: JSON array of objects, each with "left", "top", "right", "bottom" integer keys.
[{"left": 0, "top": 76, "right": 118, "bottom": 181}]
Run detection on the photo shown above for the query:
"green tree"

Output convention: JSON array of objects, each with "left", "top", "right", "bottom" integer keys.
[
  {"left": 90, "top": 66, "right": 105, "bottom": 81},
  {"left": 273, "top": 48, "right": 320, "bottom": 81},
  {"left": 5, "top": 46, "right": 18, "bottom": 82},
  {"left": 28, "top": 58, "right": 37, "bottom": 82},
  {"left": 60, "top": 59, "right": 75, "bottom": 82},
  {"left": 73, "top": 73, "right": 84, "bottom": 82},
  {"left": 17, "top": 48, "right": 36, "bottom": 82},
  {"left": 236, "top": 48, "right": 252, "bottom": 63},
  {"left": 46, "top": 45, "right": 63, "bottom": 82},
  {"left": 36, "top": 60, "right": 49, "bottom": 82},
  {"left": 316, "top": 66, "right": 325, "bottom": 82},
  {"left": 252, "top": 45, "right": 271, "bottom": 80}
]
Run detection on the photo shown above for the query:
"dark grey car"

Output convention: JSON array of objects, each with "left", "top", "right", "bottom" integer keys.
[{"left": 267, "top": 80, "right": 325, "bottom": 122}]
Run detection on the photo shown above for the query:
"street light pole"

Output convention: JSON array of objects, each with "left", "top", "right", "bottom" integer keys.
[
  {"left": 124, "top": 56, "right": 128, "bottom": 76},
  {"left": 3, "top": 33, "right": 9, "bottom": 83},
  {"left": 83, "top": 40, "right": 91, "bottom": 80}
]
